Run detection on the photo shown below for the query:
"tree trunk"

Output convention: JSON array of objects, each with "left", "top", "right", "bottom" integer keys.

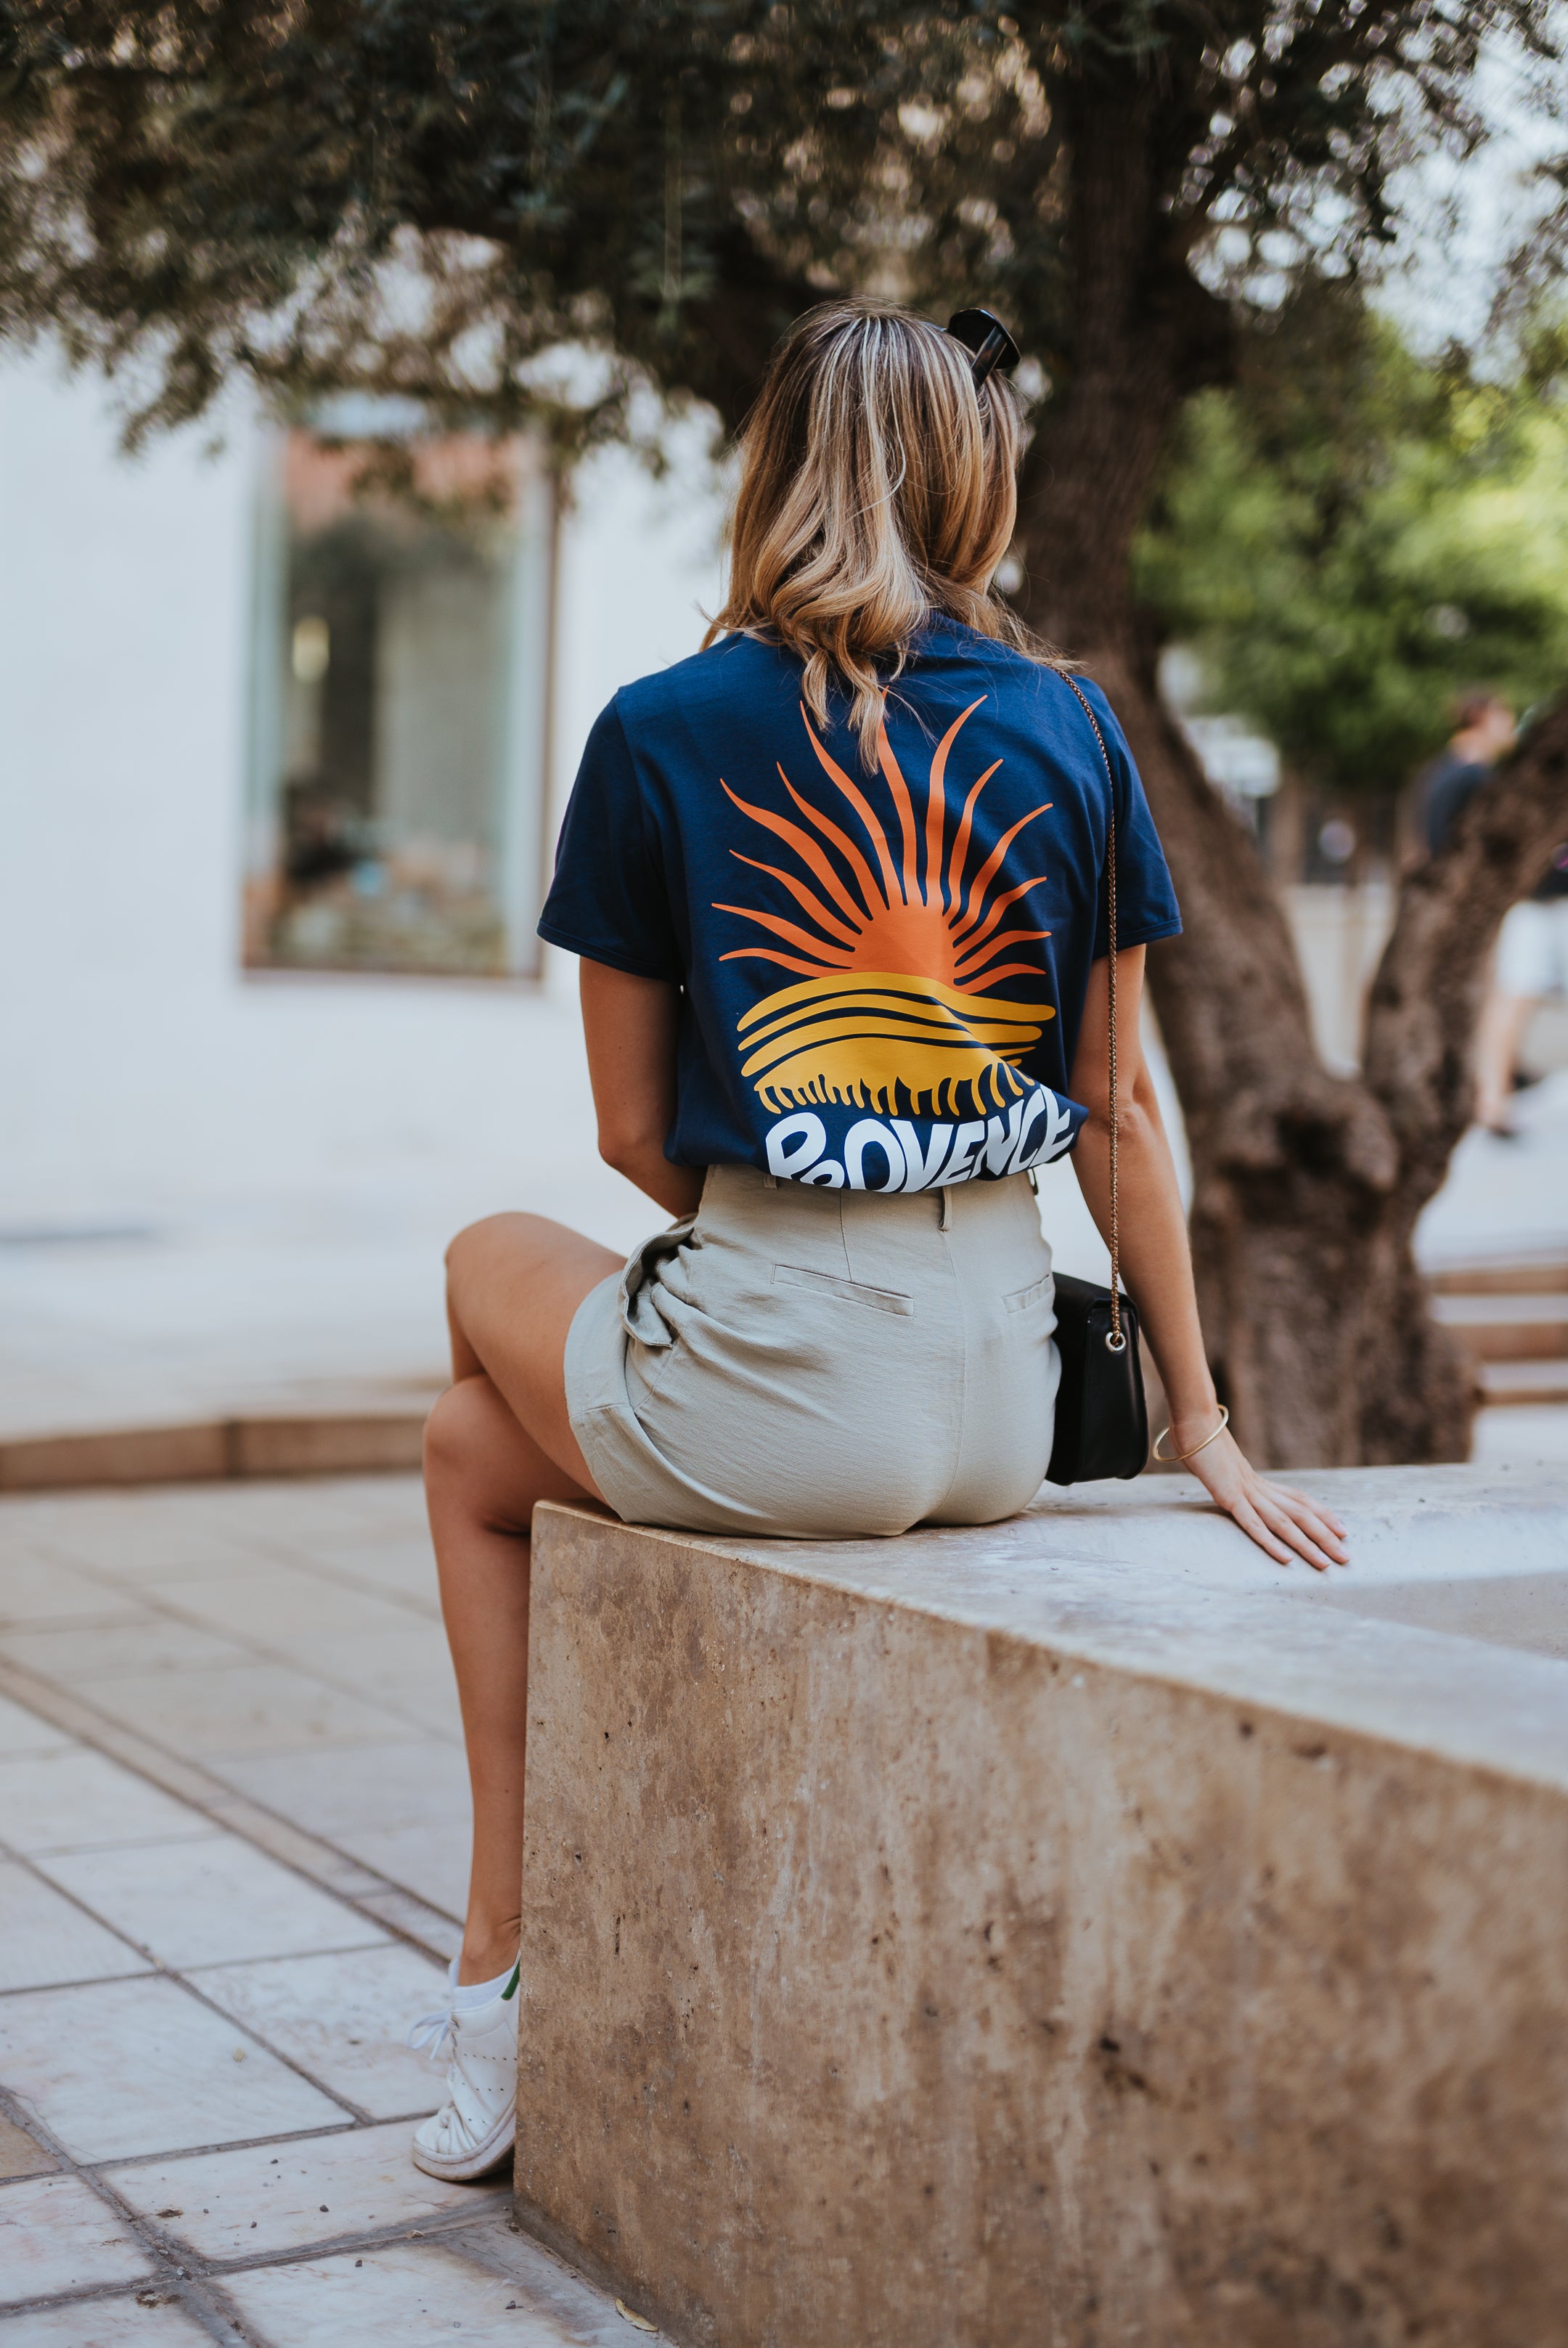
[
  {"left": 1009, "top": 72, "right": 1568, "bottom": 1468},
  {"left": 1067, "top": 640, "right": 1448, "bottom": 1467},
  {"left": 1353, "top": 706, "right": 1568, "bottom": 1454}
]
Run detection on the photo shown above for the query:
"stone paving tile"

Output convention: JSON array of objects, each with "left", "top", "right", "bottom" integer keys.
[
  {"left": 220, "top": 2235, "right": 621, "bottom": 2347},
  {"left": 140, "top": 1485, "right": 425, "bottom": 1557},
  {"left": 43, "top": 1538, "right": 282, "bottom": 1589},
  {"left": 0, "top": 1618, "right": 250, "bottom": 1681},
  {"left": 0, "top": 2296, "right": 219, "bottom": 2344},
  {"left": 184, "top": 1947, "right": 447, "bottom": 2120},
  {"left": 286, "top": 1624, "right": 450, "bottom": 1687},
  {"left": 0, "top": 2114, "right": 56, "bottom": 2180},
  {"left": 4, "top": 1499, "right": 261, "bottom": 1570},
  {"left": 330, "top": 1821, "right": 468, "bottom": 1922},
  {"left": 0, "top": 1695, "right": 71, "bottom": 1757},
  {"left": 0, "top": 1750, "right": 212, "bottom": 1855},
  {"left": 0, "top": 1554, "right": 135, "bottom": 1626},
  {"left": 285, "top": 1478, "right": 435, "bottom": 1536},
  {"left": 212, "top": 1480, "right": 430, "bottom": 1539},
  {"left": 139, "top": 1566, "right": 433, "bottom": 1646},
  {"left": 0, "top": 1859, "right": 153, "bottom": 1992},
  {"left": 214, "top": 1740, "right": 470, "bottom": 1839},
  {"left": 204, "top": 1628, "right": 459, "bottom": 1734},
  {"left": 36, "top": 1835, "right": 391, "bottom": 1972},
  {"left": 20, "top": 1501, "right": 308, "bottom": 1581},
  {"left": 103, "top": 2119, "right": 494, "bottom": 2260},
  {"left": 440, "top": 2215, "right": 650, "bottom": 2344},
  {"left": 0, "top": 2172, "right": 154, "bottom": 2307},
  {"left": 288, "top": 1537, "right": 444, "bottom": 1607},
  {"left": 351, "top": 1669, "right": 465, "bottom": 1742},
  {"left": 69, "top": 1659, "right": 420, "bottom": 1759},
  {"left": 0, "top": 1975, "right": 348, "bottom": 2161}
]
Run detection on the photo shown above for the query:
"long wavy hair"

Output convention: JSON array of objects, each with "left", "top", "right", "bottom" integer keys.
[{"left": 703, "top": 299, "right": 1060, "bottom": 767}]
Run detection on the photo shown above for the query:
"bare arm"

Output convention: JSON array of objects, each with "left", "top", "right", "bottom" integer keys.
[
  {"left": 1069, "top": 949, "right": 1347, "bottom": 1572},
  {"left": 579, "top": 960, "right": 706, "bottom": 1221}
]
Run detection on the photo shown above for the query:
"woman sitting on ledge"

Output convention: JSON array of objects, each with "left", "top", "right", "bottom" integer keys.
[{"left": 406, "top": 299, "right": 1349, "bottom": 2180}]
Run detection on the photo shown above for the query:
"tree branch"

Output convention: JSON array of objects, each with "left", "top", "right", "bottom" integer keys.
[{"left": 1363, "top": 698, "right": 1568, "bottom": 1188}]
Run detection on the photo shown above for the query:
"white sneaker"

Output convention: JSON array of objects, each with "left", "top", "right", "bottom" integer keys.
[{"left": 407, "top": 1959, "right": 520, "bottom": 2181}]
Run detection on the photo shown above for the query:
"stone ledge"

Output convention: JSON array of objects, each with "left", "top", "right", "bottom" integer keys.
[
  {"left": 514, "top": 1468, "right": 1568, "bottom": 2348},
  {"left": 0, "top": 1406, "right": 430, "bottom": 1492}
]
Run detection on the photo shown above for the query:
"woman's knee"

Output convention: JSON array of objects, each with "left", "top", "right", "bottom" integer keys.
[
  {"left": 423, "top": 1374, "right": 547, "bottom": 1531},
  {"left": 445, "top": 1211, "right": 552, "bottom": 1283},
  {"left": 422, "top": 1376, "right": 497, "bottom": 1487}
]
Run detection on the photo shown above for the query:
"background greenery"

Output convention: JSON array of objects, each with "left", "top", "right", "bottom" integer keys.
[{"left": 1135, "top": 284, "right": 1568, "bottom": 800}]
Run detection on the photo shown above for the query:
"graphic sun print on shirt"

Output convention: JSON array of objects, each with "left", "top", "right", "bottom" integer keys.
[{"left": 714, "top": 698, "right": 1058, "bottom": 1121}]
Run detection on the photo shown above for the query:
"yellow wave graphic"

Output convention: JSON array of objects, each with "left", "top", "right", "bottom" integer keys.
[{"left": 737, "top": 970, "right": 1053, "bottom": 1116}]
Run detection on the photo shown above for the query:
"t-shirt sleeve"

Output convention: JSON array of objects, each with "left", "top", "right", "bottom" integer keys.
[
  {"left": 1077, "top": 680, "right": 1183, "bottom": 958},
  {"left": 537, "top": 700, "right": 683, "bottom": 982}
]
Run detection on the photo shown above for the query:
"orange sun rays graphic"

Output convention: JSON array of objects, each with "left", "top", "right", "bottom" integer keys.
[{"left": 714, "top": 700, "right": 1056, "bottom": 1117}]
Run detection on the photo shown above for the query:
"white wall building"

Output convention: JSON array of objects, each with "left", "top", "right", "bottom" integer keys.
[{"left": 1, "top": 357, "right": 730, "bottom": 1234}]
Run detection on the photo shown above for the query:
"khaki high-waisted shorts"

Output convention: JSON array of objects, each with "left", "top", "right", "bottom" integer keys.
[{"left": 564, "top": 1164, "right": 1059, "bottom": 1538}]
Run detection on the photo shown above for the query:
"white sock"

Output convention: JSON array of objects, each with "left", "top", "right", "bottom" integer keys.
[{"left": 453, "top": 1964, "right": 514, "bottom": 2010}]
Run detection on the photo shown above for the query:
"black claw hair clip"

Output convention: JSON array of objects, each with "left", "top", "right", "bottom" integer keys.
[{"left": 947, "top": 307, "right": 1021, "bottom": 388}]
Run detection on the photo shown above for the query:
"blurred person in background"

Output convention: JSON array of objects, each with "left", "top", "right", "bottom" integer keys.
[
  {"left": 1418, "top": 688, "right": 1516, "bottom": 857},
  {"left": 1416, "top": 690, "right": 1566, "bottom": 1138}
]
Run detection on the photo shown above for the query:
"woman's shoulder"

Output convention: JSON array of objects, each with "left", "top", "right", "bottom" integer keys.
[
  {"left": 918, "top": 616, "right": 1119, "bottom": 734},
  {"left": 614, "top": 631, "right": 791, "bottom": 735}
]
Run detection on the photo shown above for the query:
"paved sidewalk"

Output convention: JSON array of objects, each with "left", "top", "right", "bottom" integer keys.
[{"left": 0, "top": 1477, "right": 650, "bottom": 2343}]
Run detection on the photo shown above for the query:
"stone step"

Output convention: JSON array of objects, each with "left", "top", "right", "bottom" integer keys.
[
  {"left": 514, "top": 1468, "right": 1568, "bottom": 2348},
  {"left": 0, "top": 1401, "right": 432, "bottom": 1492},
  {"left": 1432, "top": 1292, "right": 1568, "bottom": 1360},
  {"left": 1477, "top": 1356, "right": 1568, "bottom": 1404},
  {"left": 1426, "top": 1255, "right": 1568, "bottom": 1295}
]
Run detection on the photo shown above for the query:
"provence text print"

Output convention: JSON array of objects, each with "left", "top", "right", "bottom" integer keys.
[{"left": 763, "top": 1085, "right": 1075, "bottom": 1191}]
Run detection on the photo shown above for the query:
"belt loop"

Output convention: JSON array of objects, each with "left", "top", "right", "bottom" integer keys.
[
  {"left": 763, "top": 1170, "right": 778, "bottom": 1189},
  {"left": 938, "top": 1186, "right": 952, "bottom": 1232}
]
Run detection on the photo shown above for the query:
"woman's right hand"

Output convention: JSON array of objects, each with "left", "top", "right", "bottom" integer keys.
[{"left": 1175, "top": 1423, "right": 1349, "bottom": 1572}]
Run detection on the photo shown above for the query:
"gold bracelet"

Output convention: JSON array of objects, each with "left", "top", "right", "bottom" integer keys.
[{"left": 1152, "top": 1404, "right": 1230, "bottom": 1464}]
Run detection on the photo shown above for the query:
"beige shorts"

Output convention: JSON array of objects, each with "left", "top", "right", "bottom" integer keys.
[
  {"left": 1497, "top": 897, "right": 1568, "bottom": 998},
  {"left": 564, "top": 1163, "right": 1060, "bottom": 1538}
]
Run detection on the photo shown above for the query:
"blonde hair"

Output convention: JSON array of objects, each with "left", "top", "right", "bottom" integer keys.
[{"left": 703, "top": 299, "right": 1060, "bottom": 766}]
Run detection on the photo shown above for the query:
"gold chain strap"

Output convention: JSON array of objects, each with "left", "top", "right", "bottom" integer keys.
[{"left": 1061, "top": 677, "right": 1124, "bottom": 1354}]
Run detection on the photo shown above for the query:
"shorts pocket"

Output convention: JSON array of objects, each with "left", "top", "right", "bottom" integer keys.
[
  {"left": 772, "top": 1263, "right": 914, "bottom": 1318},
  {"left": 1004, "top": 1273, "right": 1054, "bottom": 1315},
  {"left": 618, "top": 1218, "right": 698, "bottom": 1348}
]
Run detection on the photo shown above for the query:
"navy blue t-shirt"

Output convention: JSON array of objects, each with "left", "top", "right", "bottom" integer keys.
[{"left": 539, "top": 619, "right": 1180, "bottom": 1192}]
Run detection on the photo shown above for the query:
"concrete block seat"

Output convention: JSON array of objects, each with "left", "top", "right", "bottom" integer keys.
[{"left": 513, "top": 1467, "right": 1568, "bottom": 2348}]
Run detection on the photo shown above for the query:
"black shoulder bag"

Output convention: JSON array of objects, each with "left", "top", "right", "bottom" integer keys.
[{"left": 1043, "top": 678, "right": 1150, "bottom": 1486}]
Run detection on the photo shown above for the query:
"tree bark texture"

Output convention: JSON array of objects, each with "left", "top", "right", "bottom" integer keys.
[{"left": 1011, "top": 75, "right": 1567, "bottom": 1469}]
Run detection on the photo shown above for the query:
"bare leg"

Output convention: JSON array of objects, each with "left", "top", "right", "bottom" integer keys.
[
  {"left": 423, "top": 1213, "right": 621, "bottom": 1984},
  {"left": 1474, "top": 988, "right": 1537, "bottom": 1133}
]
